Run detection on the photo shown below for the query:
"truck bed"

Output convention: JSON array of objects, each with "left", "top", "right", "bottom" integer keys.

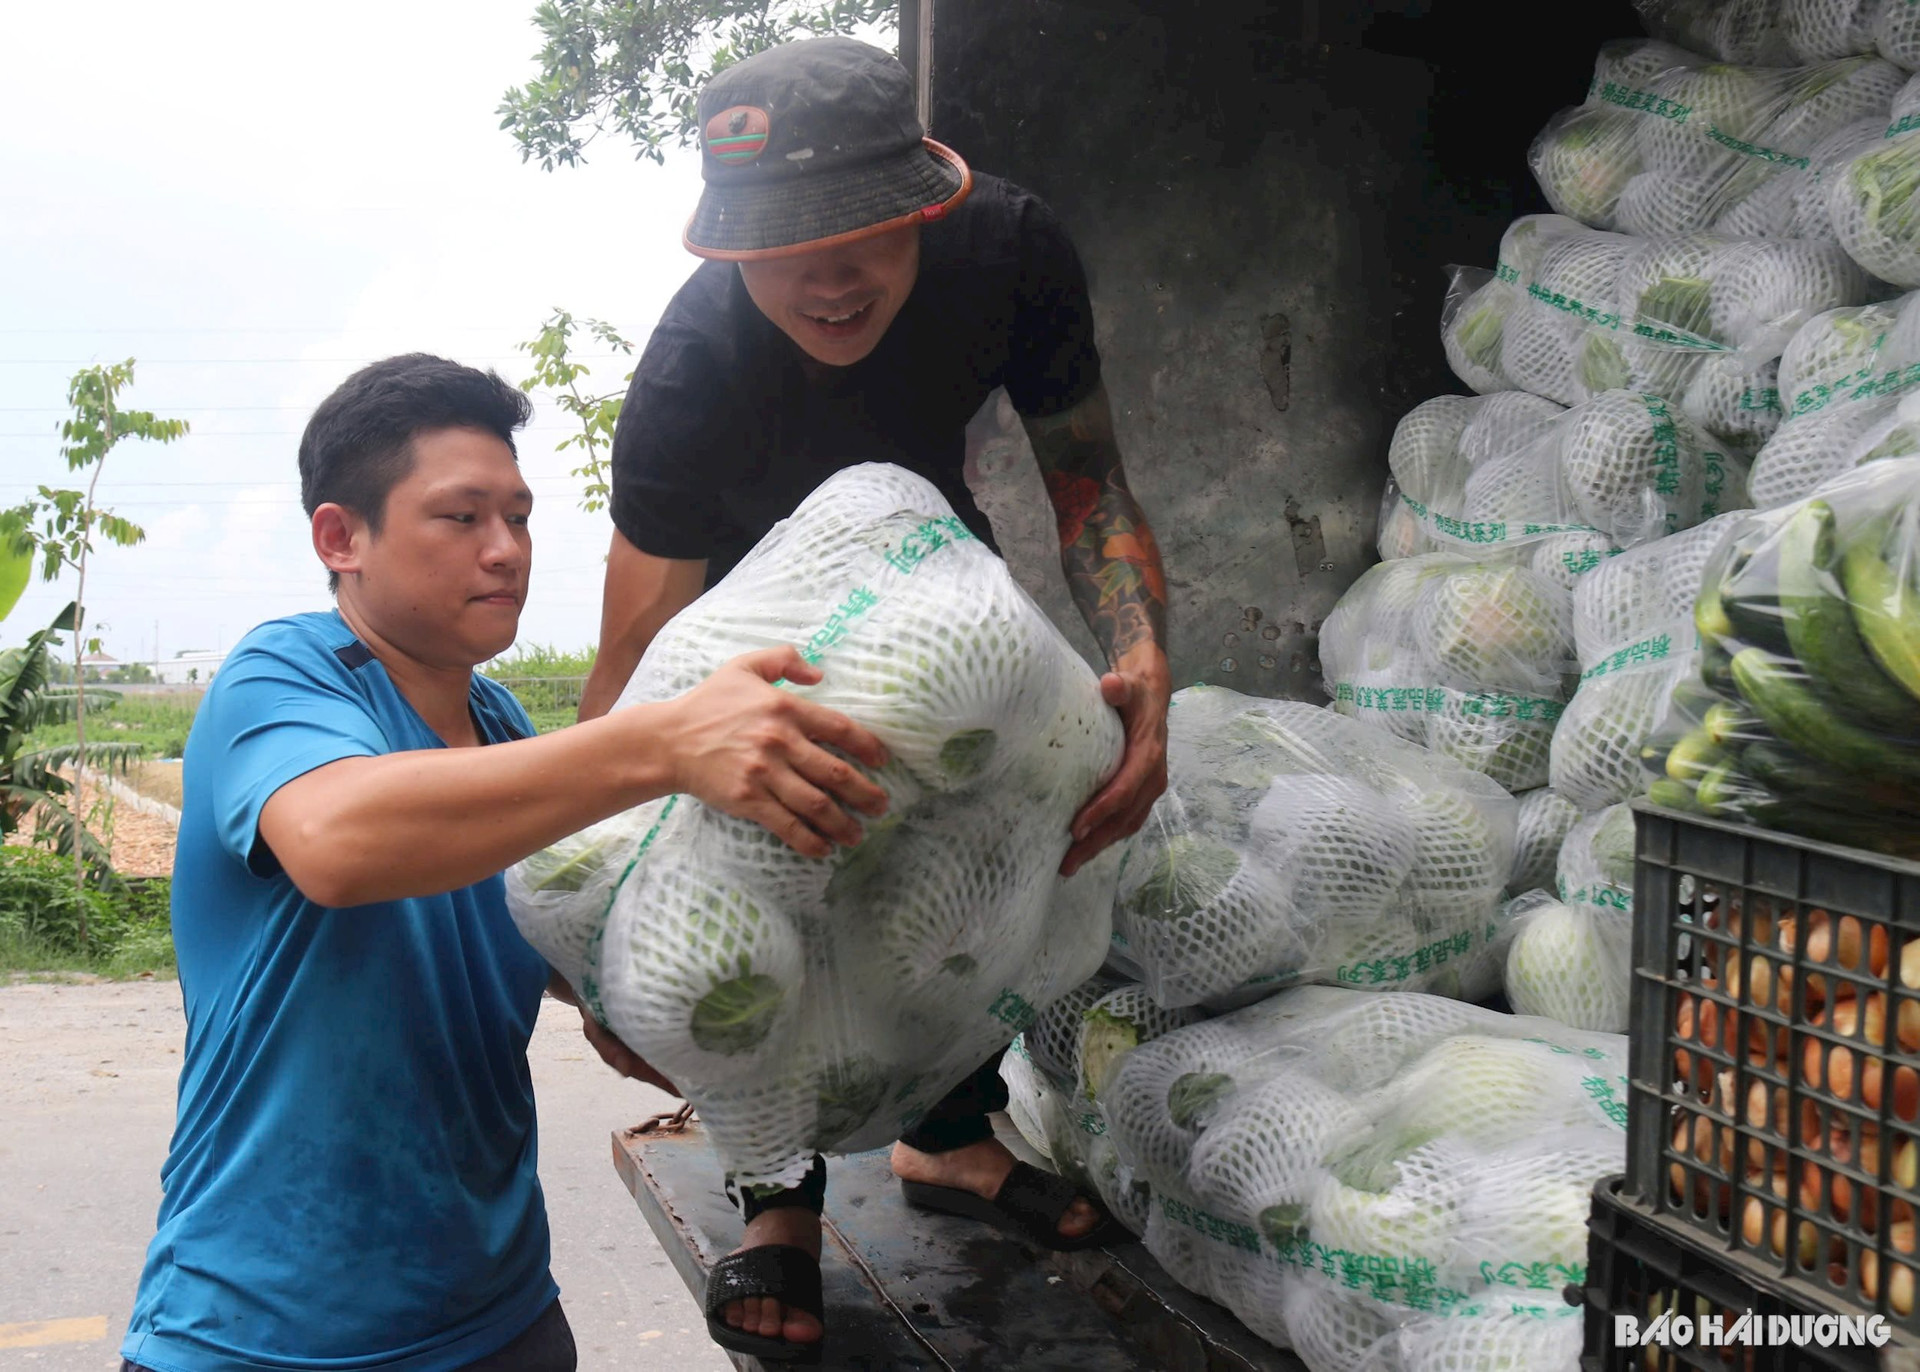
[{"left": 612, "top": 1114, "right": 1310, "bottom": 1371}]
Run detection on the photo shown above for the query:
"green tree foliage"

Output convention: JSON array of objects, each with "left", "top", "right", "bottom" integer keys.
[
  {"left": 499, "top": 0, "right": 897, "bottom": 169},
  {"left": 3, "top": 361, "right": 186, "bottom": 919},
  {"left": 0, "top": 604, "right": 142, "bottom": 888},
  {"left": 518, "top": 310, "right": 636, "bottom": 514}
]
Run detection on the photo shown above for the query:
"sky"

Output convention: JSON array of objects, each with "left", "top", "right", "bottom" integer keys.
[{"left": 0, "top": 0, "right": 735, "bottom": 666}]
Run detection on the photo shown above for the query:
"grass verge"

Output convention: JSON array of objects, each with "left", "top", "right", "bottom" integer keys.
[{"left": 0, "top": 846, "right": 176, "bottom": 980}]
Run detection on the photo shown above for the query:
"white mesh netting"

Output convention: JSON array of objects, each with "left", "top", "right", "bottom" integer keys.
[
  {"left": 1509, "top": 787, "right": 1582, "bottom": 893},
  {"left": 1084, "top": 985, "right": 1626, "bottom": 1372},
  {"left": 1634, "top": 0, "right": 1920, "bottom": 78},
  {"left": 506, "top": 463, "right": 1126, "bottom": 1188},
  {"left": 1750, "top": 289, "right": 1920, "bottom": 507},
  {"left": 1828, "top": 74, "right": 1920, "bottom": 286},
  {"left": 1321, "top": 552, "right": 1575, "bottom": 792},
  {"left": 1502, "top": 805, "right": 1638, "bottom": 1033},
  {"left": 1549, "top": 513, "right": 1746, "bottom": 808},
  {"left": 1530, "top": 38, "right": 1905, "bottom": 236},
  {"left": 1441, "top": 215, "right": 1877, "bottom": 451},
  {"left": 1112, "top": 686, "right": 1517, "bottom": 1010},
  {"left": 1379, "top": 387, "right": 1748, "bottom": 574}
]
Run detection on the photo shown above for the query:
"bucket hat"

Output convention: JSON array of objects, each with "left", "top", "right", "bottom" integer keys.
[{"left": 684, "top": 36, "right": 971, "bottom": 260}]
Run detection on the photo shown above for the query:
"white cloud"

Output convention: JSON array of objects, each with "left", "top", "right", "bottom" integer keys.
[{"left": 0, "top": 0, "right": 712, "bottom": 656}]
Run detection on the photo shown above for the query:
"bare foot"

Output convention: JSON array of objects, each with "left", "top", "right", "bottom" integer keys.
[
  {"left": 891, "top": 1136, "right": 1100, "bottom": 1240},
  {"left": 722, "top": 1207, "right": 824, "bottom": 1346}
]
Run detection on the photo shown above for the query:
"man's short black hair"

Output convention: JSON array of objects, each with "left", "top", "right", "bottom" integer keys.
[{"left": 299, "top": 354, "right": 533, "bottom": 591}]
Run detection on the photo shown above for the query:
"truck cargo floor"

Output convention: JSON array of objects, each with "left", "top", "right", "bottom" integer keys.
[{"left": 612, "top": 1114, "right": 1309, "bottom": 1372}]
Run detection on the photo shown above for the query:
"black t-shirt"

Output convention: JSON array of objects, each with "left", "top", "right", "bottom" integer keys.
[{"left": 609, "top": 174, "right": 1102, "bottom": 587}]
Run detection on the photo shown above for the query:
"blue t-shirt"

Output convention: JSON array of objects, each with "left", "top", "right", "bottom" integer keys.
[{"left": 123, "top": 611, "right": 557, "bottom": 1372}]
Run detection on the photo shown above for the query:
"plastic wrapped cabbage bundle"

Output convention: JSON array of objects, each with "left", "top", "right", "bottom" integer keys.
[
  {"left": 1095, "top": 985, "right": 1628, "bottom": 1372},
  {"left": 1504, "top": 805, "right": 1637, "bottom": 1033},
  {"left": 1441, "top": 213, "right": 1788, "bottom": 453},
  {"left": 1549, "top": 513, "right": 1747, "bottom": 809},
  {"left": 1638, "top": 0, "right": 1920, "bottom": 66},
  {"left": 1321, "top": 553, "right": 1575, "bottom": 791},
  {"left": 1749, "top": 290, "right": 1920, "bottom": 506},
  {"left": 1442, "top": 223, "right": 1873, "bottom": 451},
  {"left": 507, "top": 463, "right": 1125, "bottom": 1188},
  {"left": 1377, "top": 388, "right": 1746, "bottom": 581},
  {"left": 1645, "top": 457, "right": 1920, "bottom": 857},
  {"left": 1530, "top": 39, "right": 1905, "bottom": 236},
  {"left": 1441, "top": 214, "right": 1588, "bottom": 397},
  {"left": 1109, "top": 686, "right": 1516, "bottom": 1011},
  {"left": 1634, "top": 0, "right": 1795, "bottom": 64},
  {"left": 1829, "top": 73, "right": 1920, "bottom": 288},
  {"left": 1509, "top": 788, "right": 1582, "bottom": 894}
]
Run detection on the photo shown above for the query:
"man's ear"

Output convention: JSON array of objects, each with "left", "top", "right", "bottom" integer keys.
[{"left": 312, "top": 503, "right": 366, "bottom": 581}]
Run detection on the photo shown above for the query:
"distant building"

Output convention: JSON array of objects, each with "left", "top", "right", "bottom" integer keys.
[
  {"left": 80, "top": 651, "right": 120, "bottom": 681},
  {"left": 154, "top": 650, "right": 227, "bottom": 686}
]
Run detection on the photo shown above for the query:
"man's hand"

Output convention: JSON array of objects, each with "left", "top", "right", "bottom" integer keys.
[
  {"left": 1063, "top": 641, "right": 1171, "bottom": 877},
  {"left": 662, "top": 645, "right": 891, "bottom": 859},
  {"left": 579, "top": 1007, "right": 682, "bottom": 1096},
  {"left": 547, "top": 968, "right": 682, "bottom": 1094}
]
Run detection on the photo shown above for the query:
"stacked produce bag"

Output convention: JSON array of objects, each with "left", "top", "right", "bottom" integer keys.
[
  {"left": 505, "top": 464, "right": 1126, "bottom": 1188},
  {"left": 1109, "top": 687, "right": 1516, "bottom": 1010},
  {"left": 1551, "top": 512, "right": 1748, "bottom": 810},
  {"left": 1751, "top": 290, "right": 1920, "bottom": 505},
  {"left": 1069, "top": 986, "right": 1629, "bottom": 1372},
  {"left": 1441, "top": 213, "right": 1876, "bottom": 453},
  {"left": 1529, "top": 42, "right": 1907, "bottom": 238},
  {"left": 1367, "top": 16, "right": 1920, "bottom": 1041},
  {"left": 1636, "top": 0, "right": 1920, "bottom": 80},
  {"left": 1646, "top": 456, "right": 1920, "bottom": 855},
  {"left": 1376, "top": 388, "right": 1744, "bottom": 580},
  {"left": 1318, "top": 551, "right": 1574, "bottom": 794}
]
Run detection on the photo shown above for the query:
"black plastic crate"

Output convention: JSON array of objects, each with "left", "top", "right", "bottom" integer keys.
[
  {"left": 1626, "top": 804, "right": 1920, "bottom": 1334},
  {"left": 1582, "top": 1177, "right": 1899, "bottom": 1371}
]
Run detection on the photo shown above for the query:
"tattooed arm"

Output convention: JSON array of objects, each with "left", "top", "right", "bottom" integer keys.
[{"left": 1022, "top": 380, "right": 1171, "bottom": 876}]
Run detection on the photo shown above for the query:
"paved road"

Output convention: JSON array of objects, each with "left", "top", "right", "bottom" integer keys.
[{"left": 0, "top": 980, "right": 729, "bottom": 1370}]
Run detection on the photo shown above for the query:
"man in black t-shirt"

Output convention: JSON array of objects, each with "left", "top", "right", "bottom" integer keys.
[{"left": 580, "top": 38, "right": 1172, "bottom": 1362}]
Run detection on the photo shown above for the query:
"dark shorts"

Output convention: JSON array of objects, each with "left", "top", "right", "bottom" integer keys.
[{"left": 122, "top": 1298, "right": 576, "bottom": 1372}]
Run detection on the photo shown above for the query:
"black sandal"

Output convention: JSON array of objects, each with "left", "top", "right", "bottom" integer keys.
[
  {"left": 901, "top": 1160, "right": 1131, "bottom": 1252},
  {"left": 702, "top": 1243, "right": 827, "bottom": 1365}
]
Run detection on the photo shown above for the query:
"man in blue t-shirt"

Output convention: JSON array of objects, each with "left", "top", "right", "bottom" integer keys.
[{"left": 121, "top": 354, "right": 892, "bottom": 1372}]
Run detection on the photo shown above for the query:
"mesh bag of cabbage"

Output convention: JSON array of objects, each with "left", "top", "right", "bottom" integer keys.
[
  {"left": 1828, "top": 75, "right": 1920, "bottom": 289},
  {"left": 1090, "top": 983, "right": 1627, "bottom": 1369},
  {"left": 1529, "top": 37, "right": 1905, "bottom": 236},
  {"left": 1548, "top": 513, "right": 1748, "bottom": 811},
  {"left": 1500, "top": 807, "right": 1637, "bottom": 1033},
  {"left": 1509, "top": 788, "right": 1582, "bottom": 894},
  {"left": 1111, "top": 686, "right": 1516, "bottom": 1011},
  {"left": 1439, "top": 214, "right": 1587, "bottom": 397},
  {"left": 1386, "top": 387, "right": 1745, "bottom": 571},
  {"left": 1641, "top": 457, "right": 1920, "bottom": 860},
  {"left": 507, "top": 463, "right": 1125, "bottom": 1189},
  {"left": 1746, "top": 288, "right": 1920, "bottom": 507},
  {"left": 1638, "top": 0, "right": 1920, "bottom": 66},
  {"left": 1440, "top": 220, "right": 1871, "bottom": 455},
  {"left": 1320, "top": 552, "right": 1574, "bottom": 791}
]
